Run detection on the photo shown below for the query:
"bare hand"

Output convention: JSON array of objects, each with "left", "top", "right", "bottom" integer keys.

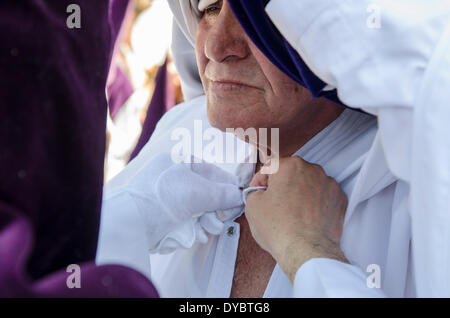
[{"left": 245, "top": 157, "right": 349, "bottom": 283}]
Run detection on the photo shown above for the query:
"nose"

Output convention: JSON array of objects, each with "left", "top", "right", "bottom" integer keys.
[{"left": 204, "top": 2, "right": 249, "bottom": 63}]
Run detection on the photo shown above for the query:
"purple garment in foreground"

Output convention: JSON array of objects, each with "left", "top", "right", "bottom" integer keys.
[
  {"left": 228, "top": 0, "right": 352, "bottom": 110},
  {"left": 0, "top": 0, "right": 158, "bottom": 297},
  {"left": 129, "top": 58, "right": 175, "bottom": 161}
]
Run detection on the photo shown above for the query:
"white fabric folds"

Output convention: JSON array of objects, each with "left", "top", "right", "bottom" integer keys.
[{"left": 168, "top": 0, "right": 204, "bottom": 100}]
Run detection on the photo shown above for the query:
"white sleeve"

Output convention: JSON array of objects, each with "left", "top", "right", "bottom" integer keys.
[
  {"left": 293, "top": 259, "right": 385, "bottom": 298},
  {"left": 266, "top": 0, "right": 450, "bottom": 297},
  {"left": 266, "top": 0, "right": 450, "bottom": 182},
  {"left": 96, "top": 191, "right": 153, "bottom": 280}
]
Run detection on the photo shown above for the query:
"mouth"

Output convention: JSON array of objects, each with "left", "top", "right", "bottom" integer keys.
[{"left": 209, "top": 79, "right": 262, "bottom": 92}]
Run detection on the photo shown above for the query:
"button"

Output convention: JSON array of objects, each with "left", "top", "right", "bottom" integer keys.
[{"left": 227, "top": 226, "right": 235, "bottom": 237}]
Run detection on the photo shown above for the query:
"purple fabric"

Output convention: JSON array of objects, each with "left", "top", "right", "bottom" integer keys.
[
  {"left": 228, "top": 0, "right": 355, "bottom": 110},
  {"left": 110, "top": 0, "right": 131, "bottom": 39},
  {"left": 0, "top": 0, "right": 158, "bottom": 297},
  {"left": 129, "top": 58, "right": 175, "bottom": 161},
  {"left": 108, "top": 0, "right": 134, "bottom": 120},
  {"left": 108, "top": 65, "right": 134, "bottom": 120}
]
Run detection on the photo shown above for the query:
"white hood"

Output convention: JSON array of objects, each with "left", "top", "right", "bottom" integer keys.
[{"left": 167, "top": 0, "right": 207, "bottom": 100}]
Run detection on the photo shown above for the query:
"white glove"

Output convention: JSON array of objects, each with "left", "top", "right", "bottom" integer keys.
[{"left": 99, "top": 152, "right": 244, "bottom": 262}]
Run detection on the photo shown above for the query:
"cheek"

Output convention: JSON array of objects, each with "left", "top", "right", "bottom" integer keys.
[
  {"left": 252, "top": 47, "right": 297, "bottom": 96},
  {"left": 251, "top": 45, "right": 313, "bottom": 113}
]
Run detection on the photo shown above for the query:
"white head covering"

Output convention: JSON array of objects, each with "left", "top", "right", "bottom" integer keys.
[
  {"left": 168, "top": 0, "right": 216, "bottom": 100},
  {"left": 168, "top": 0, "right": 200, "bottom": 46},
  {"left": 167, "top": 0, "right": 216, "bottom": 43}
]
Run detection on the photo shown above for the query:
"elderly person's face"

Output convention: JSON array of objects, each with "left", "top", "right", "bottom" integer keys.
[{"left": 195, "top": 0, "right": 323, "bottom": 132}]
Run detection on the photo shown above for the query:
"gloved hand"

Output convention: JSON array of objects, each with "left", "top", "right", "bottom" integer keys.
[
  {"left": 98, "top": 152, "right": 244, "bottom": 274},
  {"left": 145, "top": 153, "right": 244, "bottom": 253}
]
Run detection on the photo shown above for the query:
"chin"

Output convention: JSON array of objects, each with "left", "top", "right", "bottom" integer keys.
[
  {"left": 207, "top": 109, "right": 234, "bottom": 132},
  {"left": 206, "top": 107, "right": 246, "bottom": 132},
  {"left": 206, "top": 95, "right": 268, "bottom": 132},
  {"left": 206, "top": 100, "right": 234, "bottom": 130}
]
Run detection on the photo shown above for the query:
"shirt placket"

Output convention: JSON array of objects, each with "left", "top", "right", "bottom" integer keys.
[{"left": 206, "top": 220, "right": 241, "bottom": 297}]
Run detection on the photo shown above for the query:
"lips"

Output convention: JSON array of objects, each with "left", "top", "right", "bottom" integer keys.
[
  {"left": 213, "top": 79, "right": 254, "bottom": 88},
  {"left": 209, "top": 81, "right": 254, "bottom": 93},
  {"left": 208, "top": 77, "right": 264, "bottom": 93},
  {"left": 205, "top": 66, "right": 263, "bottom": 91}
]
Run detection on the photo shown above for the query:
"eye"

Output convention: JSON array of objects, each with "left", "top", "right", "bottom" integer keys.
[
  {"left": 204, "top": 5, "right": 219, "bottom": 15},
  {"left": 201, "top": 1, "right": 222, "bottom": 17}
]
